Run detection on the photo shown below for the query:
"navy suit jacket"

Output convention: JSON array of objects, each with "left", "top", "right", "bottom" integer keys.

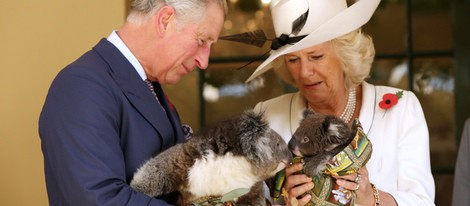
[{"left": 39, "top": 39, "right": 186, "bottom": 205}]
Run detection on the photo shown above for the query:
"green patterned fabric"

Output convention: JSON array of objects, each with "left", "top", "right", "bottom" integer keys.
[
  {"left": 189, "top": 196, "right": 232, "bottom": 206},
  {"left": 325, "top": 120, "right": 372, "bottom": 176},
  {"left": 189, "top": 188, "right": 249, "bottom": 206}
]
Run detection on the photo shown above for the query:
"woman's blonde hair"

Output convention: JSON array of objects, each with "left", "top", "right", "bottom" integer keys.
[{"left": 273, "top": 29, "right": 375, "bottom": 89}]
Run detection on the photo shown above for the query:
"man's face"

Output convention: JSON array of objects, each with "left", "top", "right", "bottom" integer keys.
[{"left": 154, "top": 4, "right": 225, "bottom": 84}]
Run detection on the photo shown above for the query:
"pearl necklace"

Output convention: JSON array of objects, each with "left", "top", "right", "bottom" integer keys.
[{"left": 308, "top": 87, "right": 357, "bottom": 123}]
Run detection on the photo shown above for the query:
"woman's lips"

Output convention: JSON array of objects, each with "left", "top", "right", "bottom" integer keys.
[{"left": 304, "top": 81, "right": 322, "bottom": 88}]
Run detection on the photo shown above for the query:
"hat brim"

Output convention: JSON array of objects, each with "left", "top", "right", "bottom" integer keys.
[{"left": 246, "top": 0, "right": 380, "bottom": 83}]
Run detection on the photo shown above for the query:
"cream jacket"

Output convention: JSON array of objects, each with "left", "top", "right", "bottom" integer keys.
[{"left": 254, "top": 82, "right": 435, "bottom": 205}]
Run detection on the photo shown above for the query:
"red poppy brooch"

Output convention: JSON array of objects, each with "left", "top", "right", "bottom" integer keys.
[{"left": 379, "top": 91, "right": 403, "bottom": 117}]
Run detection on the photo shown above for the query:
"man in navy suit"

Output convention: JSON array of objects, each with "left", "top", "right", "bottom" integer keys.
[{"left": 39, "top": 0, "right": 227, "bottom": 205}]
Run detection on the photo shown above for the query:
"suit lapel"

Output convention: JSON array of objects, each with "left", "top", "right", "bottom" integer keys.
[
  {"left": 152, "top": 82, "right": 186, "bottom": 144},
  {"left": 358, "top": 82, "right": 374, "bottom": 135},
  {"left": 92, "top": 39, "right": 176, "bottom": 149}
]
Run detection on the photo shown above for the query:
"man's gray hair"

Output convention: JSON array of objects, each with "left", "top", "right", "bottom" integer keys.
[{"left": 128, "top": 0, "right": 227, "bottom": 29}]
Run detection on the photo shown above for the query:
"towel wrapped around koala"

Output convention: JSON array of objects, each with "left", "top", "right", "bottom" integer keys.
[{"left": 272, "top": 119, "right": 372, "bottom": 206}]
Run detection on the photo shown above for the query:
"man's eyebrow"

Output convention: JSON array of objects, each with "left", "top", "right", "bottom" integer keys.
[
  {"left": 197, "top": 32, "right": 214, "bottom": 41},
  {"left": 206, "top": 35, "right": 216, "bottom": 42},
  {"left": 204, "top": 34, "right": 217, "bottom": 44}
]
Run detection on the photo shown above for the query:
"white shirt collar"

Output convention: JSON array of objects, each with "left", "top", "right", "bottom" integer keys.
[{"left": 107, "top": 30, "right": 147, "bottom": 81}]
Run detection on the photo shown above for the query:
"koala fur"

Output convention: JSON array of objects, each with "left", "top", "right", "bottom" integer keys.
[
  {"left": 130, "top": 110, "right": 293, "bottom": 205},
  {"left": 288, "top": 110, "right": 356, "bottom": 177}
]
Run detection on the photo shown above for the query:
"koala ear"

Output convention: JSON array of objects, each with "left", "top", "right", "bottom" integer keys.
[
  {"left": 323, "top": 116, "right": 342, "bottom": 137},
  {"left": 321, "top": 117, "right": 331, "bottom": 133},
  {"left": 238, "top": 110, "right": 268, "bottom": 138},
  {"left": 238, "top": 111, "right": 271, "bottom": 160},
  {"left": 321, "top": 120, "right": 340, "bottom": 152}
]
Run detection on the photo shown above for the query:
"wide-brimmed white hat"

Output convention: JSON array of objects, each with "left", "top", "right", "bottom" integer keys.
[{"left": 245, "top": 0, "right": 380, "bottom": 82}]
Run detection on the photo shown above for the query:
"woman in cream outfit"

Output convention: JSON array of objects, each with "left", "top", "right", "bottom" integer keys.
[
  {"left": 254, "top": 82, "right": 435, "bottom": 205},
  {"left": 246, "top": 0, "right": 436, "bottom": 205}
]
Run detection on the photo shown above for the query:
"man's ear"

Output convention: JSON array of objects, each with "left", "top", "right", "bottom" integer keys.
[{"left": 155, "top": 6, "right": 175, "bottom": 36}]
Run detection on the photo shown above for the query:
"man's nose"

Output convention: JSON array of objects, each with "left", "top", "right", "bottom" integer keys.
[{"left": 195, "top": 47, "right": 211, "bottom": 69}]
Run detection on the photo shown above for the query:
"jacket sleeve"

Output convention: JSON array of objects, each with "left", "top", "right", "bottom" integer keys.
[
  {"left": 39, "top": 66, "right": 174, "bottom": 206},
  {"left": 452, "top": 118, "right": 470, "bottom": 206}
]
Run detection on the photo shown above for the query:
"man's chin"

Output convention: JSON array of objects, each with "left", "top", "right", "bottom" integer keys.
[{"left": 163, "top": 76, "right": 184, "bottom": 85}]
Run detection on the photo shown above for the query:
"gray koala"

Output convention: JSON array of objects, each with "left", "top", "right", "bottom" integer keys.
[
  {"left": 130, "top": 110, "right": 293, "bottom": 205},
  {"left": 288, "top": 110, "right": 356, "bottom": 177}
]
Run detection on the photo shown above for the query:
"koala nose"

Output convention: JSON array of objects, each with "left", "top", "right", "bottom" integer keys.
[{"left": 288, "top": 138, "right": 297, "bottom": 151}]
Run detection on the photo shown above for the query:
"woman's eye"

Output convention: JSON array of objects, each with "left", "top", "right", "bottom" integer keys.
[
  {"left": 287, "top": 57, "right": 299, "bottom": 63},
  {"left": 310, "top": 55, "right": 323, "bottom": 60}
]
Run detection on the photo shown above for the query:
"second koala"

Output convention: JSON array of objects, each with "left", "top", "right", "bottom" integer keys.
[{"left": 288, "top": 110, "right": 357, "bottom": 177}]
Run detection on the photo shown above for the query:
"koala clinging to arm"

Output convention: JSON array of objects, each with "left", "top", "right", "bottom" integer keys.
[
  {"left": 288, "top": 110, "right": 356, "bottom": 177},
  {"left": 130, "top": 110, "right": 293, "bottom": 205}
]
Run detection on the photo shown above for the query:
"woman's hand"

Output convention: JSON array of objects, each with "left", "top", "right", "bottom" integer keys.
[
  {"left": 334, "top": 167, "right": 398, "bottom": 206},
  {"left": 283, "top": 163, "right": 314, "bottom": 206},
  {"left": 333, "top": 167, "right": 375, "bottom": 205}
]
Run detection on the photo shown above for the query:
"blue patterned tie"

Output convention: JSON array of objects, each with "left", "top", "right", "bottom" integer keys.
[{"left": 144, "top": 79, "right": 166, "bottom": 113}]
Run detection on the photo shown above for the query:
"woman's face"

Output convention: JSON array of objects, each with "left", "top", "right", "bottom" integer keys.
[{"left": 284, "top": 41, "right": 345, "bottom": 104}]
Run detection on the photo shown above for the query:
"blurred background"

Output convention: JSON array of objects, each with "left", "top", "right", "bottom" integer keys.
[{"left": 1, "top": 0, "right": 468, "bottom": 205}]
